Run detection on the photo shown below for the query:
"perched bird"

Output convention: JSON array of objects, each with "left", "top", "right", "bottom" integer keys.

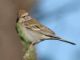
[
  {"left": 16, "top": 10, "right": 76, "bottom": 60},
  {"left": 16, "top": 10, "right": 76, "bottom": 45}
]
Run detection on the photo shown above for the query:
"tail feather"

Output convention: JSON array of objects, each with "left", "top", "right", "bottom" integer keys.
[
  {"left": 58, "top": 39, "right": 76, "bottom": 45},
  {"left": 43, "top": 36, "right": 76, "bottom": 45},
  {"left": 33, "top": 36, "right": 76, "bottom": 45}
]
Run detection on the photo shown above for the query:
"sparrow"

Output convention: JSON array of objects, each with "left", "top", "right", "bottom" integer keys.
[
  {"left": 16, "top": 10, "right": 76, "bottom": 46},
  {"left": 16, "top": 10, "right": 76, "bottom": 60}
]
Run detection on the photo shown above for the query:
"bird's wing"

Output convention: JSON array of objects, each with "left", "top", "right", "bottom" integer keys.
[{"left": 24, "top": 19, "right": 56, "bottom": 36}]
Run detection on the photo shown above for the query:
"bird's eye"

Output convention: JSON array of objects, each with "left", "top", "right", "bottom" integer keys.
[{"left": 22, "top": 16, "right": 26, "bottom": 18}]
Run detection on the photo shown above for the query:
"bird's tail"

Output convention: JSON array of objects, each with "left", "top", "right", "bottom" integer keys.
[
  {"left": 57, "top": 39, "right": 76, "bottom": 45},
  {"left": 44, "top": 36, "right": 76, "bottom": 45}
]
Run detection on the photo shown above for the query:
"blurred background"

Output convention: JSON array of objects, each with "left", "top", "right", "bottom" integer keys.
[{"left": 30, "top": 0, "right": 80, "bottom": 60}]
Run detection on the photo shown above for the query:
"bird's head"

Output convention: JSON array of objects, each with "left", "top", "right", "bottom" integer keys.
[{"left": 18, "top": 10, "right": 32, "bottom": 23}]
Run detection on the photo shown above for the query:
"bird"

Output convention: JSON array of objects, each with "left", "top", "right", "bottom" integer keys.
[
  {"left": 16, "top": 10, "right": 76, "bottom": 60},
  {"left": 16, "top": 10, "right": 76, "bottom": 45}
]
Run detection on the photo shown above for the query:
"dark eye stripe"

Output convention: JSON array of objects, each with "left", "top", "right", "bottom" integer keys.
[{"left": 22, "top": 16, "right": 26, "bottom": 18}]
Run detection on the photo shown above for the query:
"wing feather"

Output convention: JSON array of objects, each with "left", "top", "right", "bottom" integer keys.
[{"left": 24, "top": 19, "right": 56, "bottom": 36}]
